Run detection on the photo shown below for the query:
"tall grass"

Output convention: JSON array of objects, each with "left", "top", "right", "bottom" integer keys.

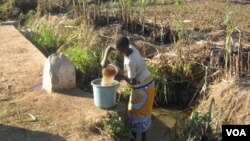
[
  {"left": 30, "top": 25, "right": 57, "bottom": 57},
  {"left": 61, "top": 44, "right": 103, "bottom": 89},
  {"left": 119, "top": 0, "right": 134, "bottom": 25},
  {"left": 25, "top": 15, "right": 111, "bottom": 89},
  {"left": 224, "top": 11, "right": 237, "bottom": 70},
  {"left": 148, "top": 61, "right": 192, "bottom": 108},
  {"left": 37, "top": 0, "right": 70, "bottom": 15}
]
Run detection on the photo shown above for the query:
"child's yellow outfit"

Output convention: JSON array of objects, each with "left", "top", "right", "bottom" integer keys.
[{"left": 124, "top": 45, "right": 155, "bottom": 133}]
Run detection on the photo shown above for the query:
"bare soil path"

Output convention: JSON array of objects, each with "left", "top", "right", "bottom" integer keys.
[{"left": 0, "top": 25, "right": 118, "bottom": 141}]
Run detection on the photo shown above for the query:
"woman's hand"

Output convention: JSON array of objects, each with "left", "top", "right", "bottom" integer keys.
[{"left": 116, "top": 70, "right": 136, "bottom": 85}]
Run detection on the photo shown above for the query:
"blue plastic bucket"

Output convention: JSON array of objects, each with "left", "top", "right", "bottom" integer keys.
[{"left": 91, "top": 78, "right": 119, "bottom": 109}]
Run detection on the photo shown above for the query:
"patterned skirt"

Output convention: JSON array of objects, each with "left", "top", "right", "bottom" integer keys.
[{"left": 128, "top": 77, "right": 155, "bottom": 133}]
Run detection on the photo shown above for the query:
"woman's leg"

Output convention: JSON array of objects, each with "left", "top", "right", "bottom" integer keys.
[
  {"left": 142, "top": 131, "right": 146, "bottom": 141},
  {"left": 130, "top": 132, "right": 137, "bottom": 141}
]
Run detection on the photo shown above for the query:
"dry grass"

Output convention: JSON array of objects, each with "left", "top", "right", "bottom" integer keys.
[
  {"left": 143, "top": 0, "right": 250, "bottom": 31},
  {"left": 196, "top": 78, "right": 250, "bottom": 130}
]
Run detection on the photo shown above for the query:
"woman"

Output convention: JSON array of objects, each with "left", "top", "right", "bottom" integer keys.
[{"left": 101, "top": 36, "right": 155, "bottom": 141}]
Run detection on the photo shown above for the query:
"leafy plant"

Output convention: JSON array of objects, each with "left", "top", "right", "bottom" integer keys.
[
  {"left": 100, "top": 111, "right": 128, "bottom": 138},
  {"left": 175, "top": 0, "right": 182, "bottom": 6},
  {"left": 148, "top": 65, "right": 169, "bottom": 107},
  {"left": 118, "top": 81, "right": 132, "bottom": 103},
  {"left": 148, "top": 61, "right": 192, "bottom": 108},
  {"left": 173, "top": 99, "right": 219, "bottom": 141}
]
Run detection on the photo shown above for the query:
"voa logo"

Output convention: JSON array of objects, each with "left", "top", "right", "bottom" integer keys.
[{"left": 226, "top": 129, "right": 246, "bottom": 136}]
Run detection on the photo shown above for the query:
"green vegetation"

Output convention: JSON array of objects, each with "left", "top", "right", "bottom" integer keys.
[
  {"left": 100, "top": 111, "right": 129, "bottom": 139},
  {"left": 224, "top": 11, "right": 237, "bottom": 69},
  {"left": 119, "top": 0, "right": 134, "bottom": 24},
  {"left": 173, "top": 99, "right": 219, "bottom": 141},
  {"left": 118, "top": 82, "right": 132, "bottom": 103},
  {"left": 36, "top": 0, "right": 70, "bottom": 15},
  {"left": 0, "top": 0, "right": 37, "bottom": 20},
  {"left": 29, "top": 25, "right": 57, "bottom": 57},
  {"left": 149, "top": 65, "right": 169, "bottom": 106},
  {"left": 1, "top": 0, "right": 250, "bottom": 139},
  {"left": 171, "top": 20, "right": 187, "bottom": 43},
  {"left": 26, "top": 16, "right": 108, "bottom": 89},
  {"left": 148, "top": 60, "right": 192, "bottom": 108},
  {"left": 175, "top": 0, "right": 182, "bottom": 6},
  {"left": 61, "top": 45, "right": 103, "bottom": 89}
]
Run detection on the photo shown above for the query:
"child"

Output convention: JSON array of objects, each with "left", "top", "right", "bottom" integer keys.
[{"left": 101, "top": 36, "right": 155, "bottom": 141}]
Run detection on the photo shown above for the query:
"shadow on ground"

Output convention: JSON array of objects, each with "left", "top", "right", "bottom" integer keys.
[
  {"left": 146, "top": 115, "right": 172, "bottom": 141},
  {"left": 0, "top": 124, "right": 65, "bottom": 141},
  {"left": 55, "top": 88, "right": 93, "bottom": 99}
]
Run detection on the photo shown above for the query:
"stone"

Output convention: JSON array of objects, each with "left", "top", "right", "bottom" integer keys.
[{"left": 42, "top": 53, "right": 76, "bottom": 93}]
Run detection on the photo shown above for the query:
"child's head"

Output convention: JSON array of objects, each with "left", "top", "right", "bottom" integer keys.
[{"left": 115, "top": 36, "right": 129, "bottom": 53}]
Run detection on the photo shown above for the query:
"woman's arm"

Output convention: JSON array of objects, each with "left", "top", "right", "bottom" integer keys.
[
  {"left": 101, "top": 45, "right": 115, "bottom": 68},
  {"left": 117, "top": 71, "right": 137, "bottom": 85}
]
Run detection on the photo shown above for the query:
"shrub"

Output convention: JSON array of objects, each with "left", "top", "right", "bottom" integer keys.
[{"left": 100, "top": 111, "right": 129, "bottom": 138}]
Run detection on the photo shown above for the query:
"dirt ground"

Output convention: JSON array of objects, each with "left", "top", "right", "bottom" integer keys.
[
  {"left": 1, "top": 1, "right": 250, "bottom": 140},
  {"left": 0, "top": 25, "right": 173, "bottom": 141},
  {"left": 0, "top": 25, "right": 115, "bottom": 141}
]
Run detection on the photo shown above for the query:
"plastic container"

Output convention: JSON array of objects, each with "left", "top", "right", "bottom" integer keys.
[{"left": 91, "top": 78, "right": 119, "bottom": 109}]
